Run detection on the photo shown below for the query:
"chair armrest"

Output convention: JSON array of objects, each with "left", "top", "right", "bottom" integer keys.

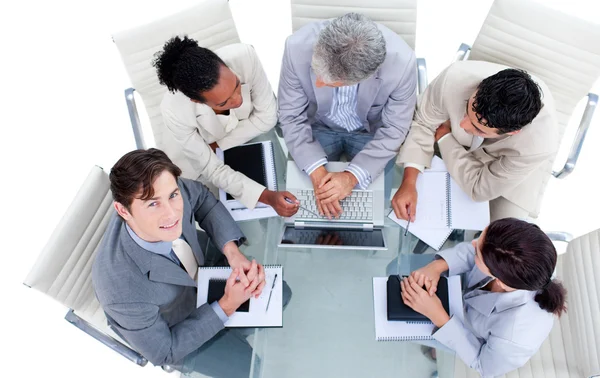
[
  {"left": 553, "top": 93, "right": 598, "bottom": 179},
  {"left": 455, "top": 43, "right": 471, "bottom": 62},
  {"left": 125, "top": 88, "right": 146, "bottom": 149},
  {"left": 546, "top": 232, "right": 574, "bottom": 243},
  {"left": 416, "top": 58, "right": 428, "bottom": 95},
  {"left": 64, "top": 309, "right": 148, "bottom": 367}
]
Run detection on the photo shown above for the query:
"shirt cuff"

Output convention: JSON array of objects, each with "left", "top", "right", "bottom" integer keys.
[
  {"left": 304, "top": 158, "right": 328, "bottom": 175},
  {"left": 210, "top": 301, "right": 229, "bottom": 324},
  {"left": 224, "top": 237, "right": 247, "bottom": 248},
  {"left": 404, "top": 163, "right": 425, "bottom": 173},
  {"left": 437, "top": 133, "right": 453, "bottom": 145},
  {"left": 345, "top": 163, "right": 372, "bottom": 190}
]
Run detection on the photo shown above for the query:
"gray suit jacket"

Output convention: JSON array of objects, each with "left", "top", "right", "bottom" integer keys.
[
  {"left": 92, "top": 178, "right": 245, "bottom": 366},
  {"left": 278, "top": 20, "right": 417, "bottom": 180},
  {"left": 433, "top": 243, "right": 554, "bottom": 377}
]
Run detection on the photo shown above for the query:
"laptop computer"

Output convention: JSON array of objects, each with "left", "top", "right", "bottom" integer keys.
[{"left": 278, "top": 161, "right": 387, "bottom": 250}]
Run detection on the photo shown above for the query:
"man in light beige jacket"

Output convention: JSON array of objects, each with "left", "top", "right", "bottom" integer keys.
[
  {"left": 154, "top": 36, "right": 298, "bottom": 216},
  {"left": 393, "top": 61, "right": 558, "bottom": 222}
]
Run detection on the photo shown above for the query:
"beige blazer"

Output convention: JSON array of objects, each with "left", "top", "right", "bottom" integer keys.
[
  {"left": 160, "top": 43, "right": 278, "bottom": 209},
  {"left": 397, "top": 61, "right": 558, "bottom": 216}
]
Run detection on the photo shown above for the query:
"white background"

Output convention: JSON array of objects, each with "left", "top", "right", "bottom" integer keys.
[{"left": 1, "top": 0, "right": 599, "bottom": 377}]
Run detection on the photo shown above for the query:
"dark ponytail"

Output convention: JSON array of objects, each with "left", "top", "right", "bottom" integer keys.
[
  {"left": 481, "top": 218, "right": 567, "bottom": 317},
  {"left": 534, "top": 280, "right": 567, "bottom": 316}
]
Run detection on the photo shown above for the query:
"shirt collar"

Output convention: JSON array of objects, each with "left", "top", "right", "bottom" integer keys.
[
  {"left": 125, "top": 223, "right": 173, "bottom": 258},
  {"left": 466, "top": 287, "right": 535, "bottom": 317}
]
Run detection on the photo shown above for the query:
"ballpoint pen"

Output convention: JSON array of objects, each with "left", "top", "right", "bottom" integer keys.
[
  {"left": 284, "top": 197, "right": 322, "bottom": 218},
  {"left": 265, "top": 273, "right": 278, "bottom": 312},
  {"left": 404, "top": 208, "right": 411, "bottom": 236}
]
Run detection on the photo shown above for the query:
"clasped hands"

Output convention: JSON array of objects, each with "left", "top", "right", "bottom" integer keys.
[
  {"left": 400, "top": 259, "right": 451, "bottom": 328},
  {"left": 309, "top": 166, "right": 357, "bottom": 219}
]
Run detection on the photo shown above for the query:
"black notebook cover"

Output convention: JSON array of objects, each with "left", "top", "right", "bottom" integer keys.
[
  {"left": 223, "top": 144, "right": 266, "bottom": 201},
  {"left": 207, "top": 279, "right": 250, "bottom": 312},
  {"left": 386, "top": 275, "right": 450, "bottom": 321}
]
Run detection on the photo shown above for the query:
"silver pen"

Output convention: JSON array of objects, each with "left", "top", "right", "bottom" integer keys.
[
  {"left": 404, "top": 208, "right": 411, "bottom": 236},
  {"left": 265, "top": 273, "right": 278, "bottom": 312},
  {"left": 285, "top": 197, "right": 321, "bottom": 218}
]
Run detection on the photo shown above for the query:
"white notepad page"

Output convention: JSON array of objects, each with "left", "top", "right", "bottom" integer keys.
[
  {"left": 197, "top": 266, "right": 283, "bottom": 327},
  {"left": 372, "top": 276, "right": 463, "bottom": 341}
]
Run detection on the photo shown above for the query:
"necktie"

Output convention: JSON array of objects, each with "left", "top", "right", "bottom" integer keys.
[{"left": 171, "top": 238, "right": 198, "bottom": 280}]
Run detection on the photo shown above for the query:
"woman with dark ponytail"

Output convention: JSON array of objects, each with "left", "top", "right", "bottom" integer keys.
[{"left": 401, "top": 218, "right": 567, "bottom": 377}]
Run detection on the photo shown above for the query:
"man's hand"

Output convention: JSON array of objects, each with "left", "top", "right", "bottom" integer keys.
[
  {"left": 209, "top": 142, "right": 219, "bottom": 152},
  {"left": 222, "top": 242, "right": 265, "bottom": 298},
  {"left": 401, "top": 275, "right": 450, "bottom": 328},
  {"left": 258, "top": 190, "right": 299, "bottom": 217},
  {"left": 434, "top": 120, "right": 452, "bottom": 142},
  {"left": 316, "top": 171, "right": 357, "bottom": 204},
  {"left": 218, "top": 268, "right": 260, "bottom": 316},
  {"left": 309, "top": 166, "right": 342, "bottom": 219},
  {"left": 391, "top": 167, "right": 420, "bottom": 221}
]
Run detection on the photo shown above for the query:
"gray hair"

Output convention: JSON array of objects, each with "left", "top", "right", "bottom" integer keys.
[{"left": 312, "top": 13, "right": 386, "bottom": 85}]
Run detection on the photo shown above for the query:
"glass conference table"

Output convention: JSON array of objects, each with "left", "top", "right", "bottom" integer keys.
[{"left": 182, "top": 131, "right": 467, "bottom": 378}]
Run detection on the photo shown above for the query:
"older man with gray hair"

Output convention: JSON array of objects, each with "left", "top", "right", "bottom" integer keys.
[{"left": 278, "top": 13, "right": 417, "bottom": 218}]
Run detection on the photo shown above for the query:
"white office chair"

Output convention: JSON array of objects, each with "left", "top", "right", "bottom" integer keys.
[
  {"left": 438, "top": 228, "right": 600, "bottom": 378},
  {"left": 290, "top": 0, "right": 428, "bottom": 94},
  {"left": 23, "top": 167, "right": 148, "bottom": 367},
  {"left": 113, "top": 0, "right": 241, "bottom": 161},
  {"left": 454, "top": 0, "right": 600, "bottom": 196}
]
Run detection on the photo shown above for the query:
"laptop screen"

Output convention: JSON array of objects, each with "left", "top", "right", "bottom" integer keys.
[{"left": 280, "top": 226, "right": 385, "bottom": 248}]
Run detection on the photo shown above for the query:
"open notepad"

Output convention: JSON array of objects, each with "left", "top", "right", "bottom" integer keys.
[
  {"left": 216, "top": 141, "right": 278, "bottom": 221},
  {"left": 389, "top": 157, "right": 490, "bottom": 250},
  {"left": 372, "top": 276, "right": 463, "bottom": 341},
  {"left": 197, "top": 265, "right": 283, "bottom": 327}
]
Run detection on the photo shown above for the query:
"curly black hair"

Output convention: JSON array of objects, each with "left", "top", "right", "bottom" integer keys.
[
  {"left": 152, "top": 35, "right": 226, "bottom": 102},
  {"left": 472, "top": 69, "right": 543, "bottom": 133}
]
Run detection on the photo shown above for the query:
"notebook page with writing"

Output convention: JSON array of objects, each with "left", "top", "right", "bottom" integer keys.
[
  {"left": 197, "top": 266, "right": 283, "bottom": 327},
  {"left": 388, "top": 172, "right": 453, "bottom": 250},
  {"left": 373, "top": 276, "right": 463, "bottom": 341}
]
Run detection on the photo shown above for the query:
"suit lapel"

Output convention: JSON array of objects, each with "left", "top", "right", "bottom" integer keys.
[
  {"left": 121, "top": 215, "right": 197, "bottom": 288},
  {"left": 310, "top": 68, "right": 333, "bottom": 115},
  {"left": 356, "top": 73, "right": 383, "bottom": 127}
]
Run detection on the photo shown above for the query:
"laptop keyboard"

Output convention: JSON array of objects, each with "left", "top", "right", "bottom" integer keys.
[{"left": 295, "top": 189, "right": 374, "bottom": 222}]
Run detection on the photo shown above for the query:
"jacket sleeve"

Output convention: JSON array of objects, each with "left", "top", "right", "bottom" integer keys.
[
  {"left": 163, "top": 108, "right": 266, "bottom": 209},
  {"left": 104, "top": 302, "right": 224, "bottom": 366},
  {"left": 349, "top": 52, "right": 417, "bottom": 180},
  {"left": 277, "top": 36, "right": 328, "bottom": 172},
  {"left": 396, "top": 65, "right": 452, "bottom": 168}
]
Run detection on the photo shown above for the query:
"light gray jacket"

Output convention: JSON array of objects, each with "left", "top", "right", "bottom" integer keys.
[
  {"left": 278, "top": 20, "right": 417, "bottom": 180},
  {"left": 434, "top": 242, "right": 554, "bottom": 377},
  {"left": 92, "top": 178, "right": 245, "bottom": 366}
]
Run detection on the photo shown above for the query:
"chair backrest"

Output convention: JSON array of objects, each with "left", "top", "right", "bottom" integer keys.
[
  {"left": 557, "top": 229, "right": 600, "bottom": 376},
  {"left": 112, "top": 0, "right": 240, "bottom": 177},
  {"left": 24, "top": 166, "right": 114, "bottom": 325},
  {"left": 290, "top": 0, "right": 417, "bottom": 50},
  {"left": 468, "top": 0, "right": 600, "bottom": 140}
]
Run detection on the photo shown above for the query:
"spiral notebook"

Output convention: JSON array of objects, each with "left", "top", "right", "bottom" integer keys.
[
  {"left": 388, "top": 157, "right": 489, "bottom": 250},
  {"left": 372, "top": 275, "right": 463, "bottom": 341},
  {"left": 216, "top": 141, "right": 278, "bottom": 220},
  {"left": 197, "top": 265, "right": 283, "bottom": 327}
]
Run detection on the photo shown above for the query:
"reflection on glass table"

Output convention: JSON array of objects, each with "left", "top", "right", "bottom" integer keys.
[{"left": 182, "top": 131, "right": 471, "bottom": 378}]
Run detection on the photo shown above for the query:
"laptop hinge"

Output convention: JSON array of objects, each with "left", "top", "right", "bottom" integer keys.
[{"left": 294, "top": 221, "right": 373, "bottom": 231}]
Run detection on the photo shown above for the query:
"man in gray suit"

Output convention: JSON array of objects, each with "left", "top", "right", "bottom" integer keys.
[
  {"left": 278, "top": 13, "right": 417, "bottom": 218},
  {"left": 92, "top": 148, "right": 266, "bottom": 372}
]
